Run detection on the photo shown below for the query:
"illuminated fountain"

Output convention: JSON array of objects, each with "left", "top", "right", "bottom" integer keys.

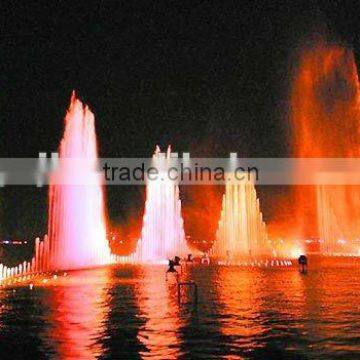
[
  {"left": 47, "top": 92, "right": 113, "bottom": 270},
  {"left": 211, "top": 174, "right": 270, "bottom": 261},
  {"left": 136, "top": 146, "right": 190, "bottom": 263},
  {"left": 5, "top": 39, "right": 360, "bottom": 282},
  {"left": 290, "top": 40, "right": 360, "bottom": 255},
  {"left": 0, "top": 94, "right": 135, "bottom": 284},
  {"left": 0, "top": 236, "right": 49, "bottom": 284}
]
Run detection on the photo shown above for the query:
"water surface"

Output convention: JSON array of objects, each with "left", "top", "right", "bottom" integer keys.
[{"left": 0, "top": 262, "right": 359, "bottom": 359}]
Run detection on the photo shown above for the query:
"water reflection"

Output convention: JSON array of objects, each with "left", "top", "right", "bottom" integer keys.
[
  {"left": 99, "top": 265, "right": 145, "bottom": 359},
  {"left": 214, "top": 263, "right": 360, "bottom": 358},
  {"left": 178, "top": 265, "right": 230, "bottom": 358},
  {"left": 0, "top": 263, "right": 359, "bottom": 359},
  {"left": 0, "top": 286, "right": 50, "bottom": 358},
  {"left": 41, "top": 268, "right": 110, "bottom": 359},
  {"left": 216, "top": 267, "right": 266, "bottom": 352},
  {"left": 136, "top": 266, "right": 181, "bottom": 359}
]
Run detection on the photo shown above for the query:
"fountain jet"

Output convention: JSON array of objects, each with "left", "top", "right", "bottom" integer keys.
[
  {"left": 136, "top": 146, "right": 190, "bottom": 263},
  {"left": 290, "top": 40, "right": 360, "bottom": 255},
  {"left": 47, "top": 92, "right": 112, "bottom": 270},
  {"left": 211, "top": 174, "right": 270, "bottom": 261}
]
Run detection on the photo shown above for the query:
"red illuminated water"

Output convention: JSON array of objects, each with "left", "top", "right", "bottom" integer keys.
[
  {"left": 289, "top": 40, "right": 360, "bottom": 254},
  {"left": 0, "top": 262, "right": 359, "bottom": 359}
]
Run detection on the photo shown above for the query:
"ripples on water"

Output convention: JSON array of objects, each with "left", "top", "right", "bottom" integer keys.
[{"left": 0, "top": 260, "right": 359, "bottom": 359}]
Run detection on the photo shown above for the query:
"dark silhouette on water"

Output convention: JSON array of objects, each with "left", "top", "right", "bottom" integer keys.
[
  {"left": 174, "top": 256, "right": 183, "bottom": 274},
  {"left": 166, "top": 258, "right": 180, "bottom": 281},
  {"left": 167, "top": 259, "right": 177, "bottom": 273},
  {"left": 174, "top": 256, "right": 181, "bottom": 266},
  {"left": 298, "top": 255, "right": 308, "bottom": 273}
]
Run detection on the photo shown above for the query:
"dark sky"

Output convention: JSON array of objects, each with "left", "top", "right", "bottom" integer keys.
[{"left": 0, "top": 1, "right": 360, "bottom": 240}]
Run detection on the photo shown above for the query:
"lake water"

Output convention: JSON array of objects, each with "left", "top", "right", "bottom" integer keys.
[{"left": 0, "top": 261, "right": 359, "bottom": 359}]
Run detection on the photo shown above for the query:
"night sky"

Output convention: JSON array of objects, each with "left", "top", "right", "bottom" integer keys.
[{"left": 1, "top": 1, "right": 360, "bottom": 242}]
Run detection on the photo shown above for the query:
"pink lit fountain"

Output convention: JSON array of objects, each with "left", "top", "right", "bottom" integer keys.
[{"left": 47, "top": 92, "right": 112, "bottom": 270}]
